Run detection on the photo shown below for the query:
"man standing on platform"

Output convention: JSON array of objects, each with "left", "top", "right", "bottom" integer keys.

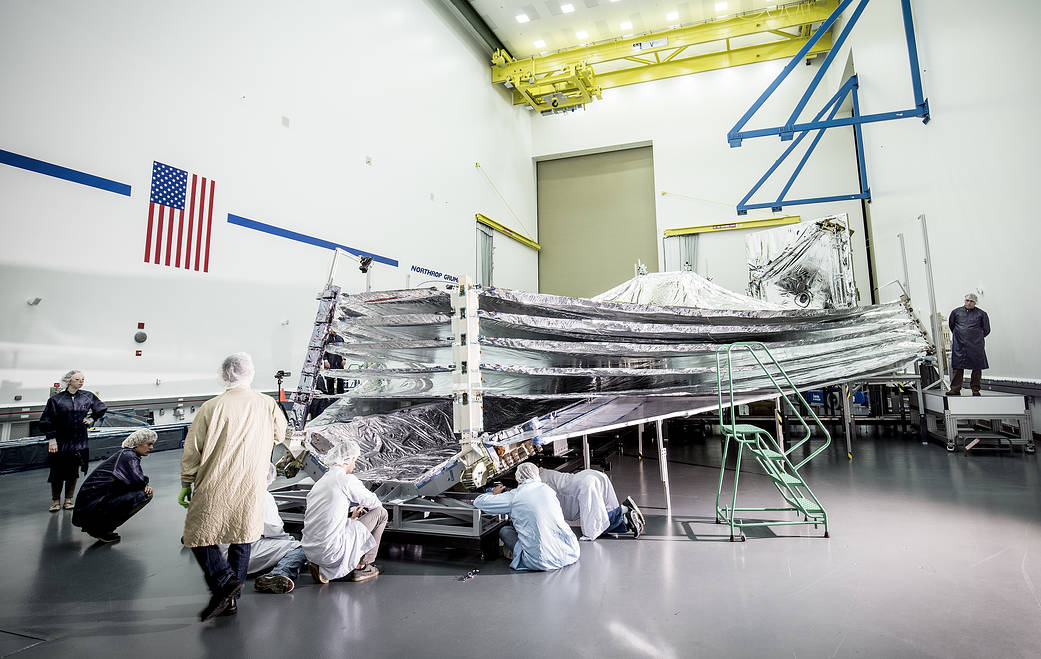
[{"left": 947, "top": 293, "right": 990, "bottom": 397}]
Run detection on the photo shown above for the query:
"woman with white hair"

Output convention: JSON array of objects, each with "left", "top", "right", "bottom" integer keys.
[
  {"left": 38, "top": 370, "right": 107, "bottom": 512},
  {"left": 473, "top": 461, "right": 580, "bottom": 571},
  {"left": 71, "top": 429, "right": 156, "bottom": 543},
  {"left": 301, "top": 439, "right": 387, "bottom": 584},
  {"left": 178, "top": 353, "right": 288, "bottom": 621}
]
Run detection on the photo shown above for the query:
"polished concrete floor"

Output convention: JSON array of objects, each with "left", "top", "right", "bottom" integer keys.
[{"left": 1, "top": 431, "right": 1040, "bottom": 658}]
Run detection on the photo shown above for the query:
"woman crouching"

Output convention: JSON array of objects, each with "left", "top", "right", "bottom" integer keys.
[{"left": 72, "top": 429, "right": 157, "bottom": 543}]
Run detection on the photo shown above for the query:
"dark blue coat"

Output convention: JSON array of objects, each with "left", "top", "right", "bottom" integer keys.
[
  {"left": 38, "top": 390, "right": 107, "bottom": 453},
  {"left": 950, "top": 306, "right": 990, "bottom": 370},
  {"left": 72, "top": 448, "right": 150, "bottom": 534}
]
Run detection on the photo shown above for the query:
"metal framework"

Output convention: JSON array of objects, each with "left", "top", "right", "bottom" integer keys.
[
  {"left": 730, "top": 0, "right": 930, "bottom": 215},
  {"left": 491, "top": 0, "right": 839, "bottom": 114}
]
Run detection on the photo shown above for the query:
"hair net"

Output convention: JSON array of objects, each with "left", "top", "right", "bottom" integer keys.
[
  {"left": 964, "top": 292, "right": 978, "bottom": 302},
  {"left": 515, "top": 462, "right": 541, "bottom": 483},
  {"left": 221, "top": 353, "right": 255, "bottom": 387},
  {"left": 60, "top": 370, "right": 83, "bottom": 391},
  {"left": 323, "top": 440, "right": 362, "bottom": 467},
  {"left": 121, "top": 428, "right": 157, "bottom": 449}
]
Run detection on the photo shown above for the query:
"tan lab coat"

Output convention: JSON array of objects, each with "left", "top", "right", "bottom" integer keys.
[{"left": 180, "top": 386, "right": 287, "bottom": 547}]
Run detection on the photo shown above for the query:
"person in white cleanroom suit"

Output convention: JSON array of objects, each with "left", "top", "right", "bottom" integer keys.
[
  {"left": 301, "top": 440, "right": 387, "bottom": 583},
  {"left": 473, "top": 462, "right": 580, "bottom": 571},
  {"left": 539, "top": 467, "right": 646, "bottom": 540},
  {"left": 221, "top": 465, "right": 307, "bottom": 594}
]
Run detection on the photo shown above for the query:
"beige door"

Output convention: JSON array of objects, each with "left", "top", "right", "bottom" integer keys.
[{"left": 537, "top": 146, "right": 658, "bottom": 298}]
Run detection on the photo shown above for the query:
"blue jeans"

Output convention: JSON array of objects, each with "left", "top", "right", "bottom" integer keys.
[
  {"left": 192, "top": 543, "right": 252, "bottom": 597},
  {"left": 268, "top": 547, "right": 308, "bottom": 580},
  {"left": 499, "top": 525, "right": 519, "bottom": 552},
  {"left": 605, "top": 506, "right": 628, "bottom": 535}
]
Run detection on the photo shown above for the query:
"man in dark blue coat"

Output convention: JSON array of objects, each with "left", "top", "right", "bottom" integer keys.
[{"left": 947, "top": 293, "right": 990, "bottom": 396}]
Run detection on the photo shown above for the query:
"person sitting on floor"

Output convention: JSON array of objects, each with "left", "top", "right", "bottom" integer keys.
[
  {"left": 473, "top": 462, "right": 580, "bottom": 572},
  {"left": 539, "top": 466, "right": 646, "bottom": 539},
  {"left": 301, "top": 440, "right": 387, "bottom": 584},
  {"left": 71, "top": 429, "right": 155, "bottom": 543},
  {"left": 220, "top": 465, "right": 307, "bottom": 595}
]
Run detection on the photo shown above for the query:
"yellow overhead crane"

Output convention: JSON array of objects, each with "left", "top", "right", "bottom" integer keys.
[{"left": 492, "top": 0, "right": 838, "bottom": 115}]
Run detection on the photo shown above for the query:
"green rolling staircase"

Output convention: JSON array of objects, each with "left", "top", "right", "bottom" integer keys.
[{"left": 714, "top": 342, "right": 831, "bottom": 542}]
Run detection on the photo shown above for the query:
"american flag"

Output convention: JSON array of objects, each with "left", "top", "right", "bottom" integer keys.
[{"left": 144, "top": 161, "right": 215, "bottom": 272}]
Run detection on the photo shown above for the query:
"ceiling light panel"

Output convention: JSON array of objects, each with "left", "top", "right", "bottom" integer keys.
[
  {"left": 534, "top": 39, "right": 546, "bottom": 48},
  {"left": 715, "top": 1, "right": 729, "bottom": 11},
  {"left": 561, "top": 4, "right": 575, "bottom": 14},
  {"left": 516, "top": 13, "right": 529, "bottom": 23},
  {"left": 666, "top": 10, "right": 679, "bottom": 22}
]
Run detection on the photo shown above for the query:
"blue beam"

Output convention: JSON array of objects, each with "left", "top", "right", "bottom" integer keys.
[
  {"left": 851, "top": 84, "right": 870, "bottom": 196},
  {"left": 901, "top": 0, "right": 929, "bottom": 120},
  {"left": 782, "top": 0, "right": 870, "bottom": 140},
  {"left": 0, "top": 148, "right": 132, "bottom": 196},
  {"left": 733, "top": 106, "right": 928, "bottom": 141},
  {"left": 739, "top": 192, "right": 870, "bottom": 213},
  {"left": 227, "top": 214, "right": 398, "bottom": 267},
  {"left": 737, "top": 77, "right": 857, "bottom": 211},
  {"left": 775, "top": 88, "right": 848, "bottom": 203},
  {"left": 727, "top": 0, "right": 856, "bottom": 147}
]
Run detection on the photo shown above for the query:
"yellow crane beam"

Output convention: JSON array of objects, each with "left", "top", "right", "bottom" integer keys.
[{"left": 491, "top": 0, "right": 839, "bottom": 113}]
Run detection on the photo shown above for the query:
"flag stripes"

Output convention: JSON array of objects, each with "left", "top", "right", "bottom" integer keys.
[{"left": 144, "top": 162, "right": 214, "bottom": 272}]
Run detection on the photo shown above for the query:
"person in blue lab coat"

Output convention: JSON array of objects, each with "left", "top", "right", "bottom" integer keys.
[
  {"left": 72, "top": 429, "right": 156, "bottom": 543},
  {"left": 473, "top": 462, "right": 580, "bottom": 572},
  {"left": 38, "top": 370, "right": 107, "bottom": 512},
  {"left": 947, "top": 293, "right": 990, "bottom": 396}
]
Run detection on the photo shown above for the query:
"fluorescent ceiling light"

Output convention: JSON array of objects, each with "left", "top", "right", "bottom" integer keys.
[
  {"left": 715, "top": 1, "right": 728, "bottom": 11},
  {"left": 561, "top": 3, "right": 575, "bottom": 14},
  {"left": 575, "top": 29, "right": 589, "bottom": 39},
  {"left": 619, "top": 20, "right": 632, "bottom": 31},
  {"left": 534, "top": 39, "right": 546, "bottom": 48},
  {"left": 666, "top": 11, "right": 679, "bottom": 21},
  {"left": 515, "top": 13, "right": 529, "bottom": 23},
  {"left": 610, "top": 0, "right": 622, "bottom": 3}
]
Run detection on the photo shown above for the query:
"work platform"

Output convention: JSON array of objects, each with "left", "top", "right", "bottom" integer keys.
[{"left": 915, "top": 389, "right": 1035, "bottom": 454}]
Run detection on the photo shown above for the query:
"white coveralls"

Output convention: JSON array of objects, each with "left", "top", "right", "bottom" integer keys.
[
  {"left": 221, "top": 490, "right": 302, "bottom": 573},
  {"left": 539, "top": 468, "right": 621, "bottom": 540},
  {"left": 301, "top": 467, "right": 381, "bottom": 580},
  {"left": 474, "top": 481, "right": 580, "bottom": 571}
]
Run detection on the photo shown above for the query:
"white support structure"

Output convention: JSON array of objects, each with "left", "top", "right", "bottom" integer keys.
[
  {"left": 450, "top": 276, "right": 494, "bottom": 486},
  {"left": 451, "top": 276, "right": 484, "bottom": 439},
  {"left": 656, "top": 419, "right": 672, "bottom": 512}
]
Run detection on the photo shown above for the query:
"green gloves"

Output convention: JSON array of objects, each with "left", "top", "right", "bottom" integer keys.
[{"left": 178, "top": 485, "right": 193, "bottom": 509}]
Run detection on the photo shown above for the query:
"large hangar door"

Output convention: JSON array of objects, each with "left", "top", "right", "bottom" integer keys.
[{"left": 537, "top": 146, "right": 657, "bottom": 298}]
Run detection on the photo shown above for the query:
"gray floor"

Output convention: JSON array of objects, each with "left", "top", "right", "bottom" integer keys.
[{"left": 1, "top": 432, "right": 1040, "bottom": 659}]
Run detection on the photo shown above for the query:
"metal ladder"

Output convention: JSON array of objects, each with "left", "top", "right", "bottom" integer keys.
[{"left": 714, "top": 342, "right": 831, "bottom": 541}]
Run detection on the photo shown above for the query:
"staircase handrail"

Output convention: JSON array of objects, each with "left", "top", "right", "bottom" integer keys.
[{"left": 715, "top": 342, "right": 831, "bottom": 470}]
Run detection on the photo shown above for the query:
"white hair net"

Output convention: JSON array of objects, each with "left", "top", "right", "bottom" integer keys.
[
  {"left": 121, "top": 428, "right": 157, "bottom": 449},
  {"left": 221, "top": 353, "right": 255, "bottom": 387},
  {"left": 60, "top": 370, "right": 83, "bottom": 391},
  {"left": 964, "top": 292, "right": 978, "bottom": 302},
  {"left": 323, "top": 440, "right": 362, "bottom": 467},
  {"left": 515, "top": 462, "right": 541, "bottom": 483}
]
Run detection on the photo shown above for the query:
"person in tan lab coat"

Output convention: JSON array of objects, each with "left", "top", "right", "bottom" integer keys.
[{"left": 178, "top": 352, "right": 288, "bottom": 621}]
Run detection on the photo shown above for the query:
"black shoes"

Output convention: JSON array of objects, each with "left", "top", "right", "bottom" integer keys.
[
  {"left": 217, "top": 600, "right": 238, "bottom": 617},
  {"left": 623, "top": 497, "right": 646, "bottom": 539},
  {"left": 200, "top": 579, "right": 243, "bottom": 621}
]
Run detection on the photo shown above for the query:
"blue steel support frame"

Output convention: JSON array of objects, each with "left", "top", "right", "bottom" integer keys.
[{"left": 730, "top": 0, "right": 928, "bottom": 214}]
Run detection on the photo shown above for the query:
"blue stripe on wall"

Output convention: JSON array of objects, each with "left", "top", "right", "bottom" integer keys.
[
  {"left": 227, "top": 214, "right": 398, "bottom": 267},
  {"left": 0, "top": 149, "right": 132, "bottom": 196}
]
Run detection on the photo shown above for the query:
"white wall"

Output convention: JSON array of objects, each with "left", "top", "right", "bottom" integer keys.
[
  {"left": 0, "top": 0, "right": 538, "bottom": 405},
  {"left": 827, "top": 0, "right": 1041, "bottom": 381},
  {"left": 531, "top": 59, "right": 870, "bottom": 298}
]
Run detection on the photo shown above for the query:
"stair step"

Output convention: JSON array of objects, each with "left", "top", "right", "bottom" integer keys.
[
  {"left": 722, "top": 424, "right": 770, "bottom": 437},
  {"left": 770, "top": 472, "right": 803, "bottom": 486},
  {"left": 794, "top": 497, "right": 822, "bottom": 513},
  {"left": 751, "top": 448, "right": 783, "bottom": 460}
]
